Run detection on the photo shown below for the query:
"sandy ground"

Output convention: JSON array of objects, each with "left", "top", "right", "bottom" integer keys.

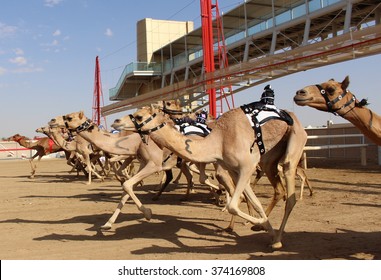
[{"left": 0, "top": 158, "right": 380, "bottom": 260}]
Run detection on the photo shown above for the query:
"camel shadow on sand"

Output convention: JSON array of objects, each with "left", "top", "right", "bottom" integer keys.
[{"left": 2, "top": 210, "right": 380, "bottom": 260}]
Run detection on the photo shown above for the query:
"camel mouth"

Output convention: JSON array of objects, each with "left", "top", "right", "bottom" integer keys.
[{"left": 293, "top": 96, "right": 312, "bottom": 105}]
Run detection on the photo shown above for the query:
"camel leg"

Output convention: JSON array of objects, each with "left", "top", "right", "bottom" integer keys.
[
  {"left": 172, "top": 167, "right": 183, "bottom": 184},
  {"left": 272, "top": 161, "right": 298, "bottom": 250},
  {"left": 180, "top": 162, "right": 195, "bottom": 200},
  {"left": 297, "top": 167, "right": 313, "bottom": 199},
  {"left": 197, "top": 163, "right": 220, "bottom": 192},
  {"left": 83, "top": 154, "right": 104, "bottom": 185},
  {"left": 121, "top": 161, "right": 163, "bottom": 220},
  {"left": 101, "top": 161, "right": 161, "bottom": 230},
  {"left": 263, "top": 168, "right": 286, "bottom": 217},
  {"left": 152, "top": 169, "right": 173, "bottom": 201},
  {"left": 29, "top": 153, "right": 42, "bottom": 179},
  {"left": 100, "top": 190, "right": 131, "bottom": 230},
  {"left": 225, "top": 162, "right": 274, "bottom": 240}
]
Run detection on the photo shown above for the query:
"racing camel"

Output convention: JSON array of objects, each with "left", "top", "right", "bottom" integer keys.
[
  {"left": 54, "top": 113, "right": 221, "bottom": 230},
  {"left": 111, "top": 104, "right": 307, "bottom": 249},
  {"left": 36, "top": 126, "right": 104, "bottom": 184},
  {"left": 6, "top": 134, "right": 66, "bottom": 178},
  {"left": 294, "top": 76, "right": 381, "bottom": 145}
]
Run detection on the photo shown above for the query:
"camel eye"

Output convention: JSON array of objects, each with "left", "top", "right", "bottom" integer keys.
[
  {"left": 166, "top": 102, "right": 171, "bottom": 107},
  {"left": 326, "top": 86, "right": 336, "bottom": 95},
  {"left": 136, "top": 115, "right": 143, "bottom": 122}
]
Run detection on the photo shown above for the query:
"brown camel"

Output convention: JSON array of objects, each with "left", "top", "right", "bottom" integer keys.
[
  {"left": 294, "top": 76, "right": 381, "bottom": 145},
  {"left": 111, "top": 105, "right": 307, "bottom": 249},
  {"left": 6, "top": 134, "right": 65, "bottom": 178}
]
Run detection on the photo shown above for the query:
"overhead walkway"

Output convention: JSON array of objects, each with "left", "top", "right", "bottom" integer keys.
[{"left": 103, "top": 0, "right": 381, "bottom": 116}]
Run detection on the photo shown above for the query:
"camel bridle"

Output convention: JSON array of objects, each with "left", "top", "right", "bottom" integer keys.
[
  {"left": 129, "top": 113, "right": 166, "bottom": 144},
  {"left": 63, "top": 116, "right": 94, "bottom": 133},
  {"left": 315, "top": 84, "right": 357, "bottom": 116}
]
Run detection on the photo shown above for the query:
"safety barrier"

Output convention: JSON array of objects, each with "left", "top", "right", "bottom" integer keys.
[
  {"left": 304, "top": 134, "right": 368, "bottom": 166},
  {"left": 0, "top": 141, "right": 34, "bottom": 160}
]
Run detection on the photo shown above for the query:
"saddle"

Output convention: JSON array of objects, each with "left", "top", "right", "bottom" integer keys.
[
  {"left": 240, "top": 101, "right": 294, "bottom": 154},
  {"left": 175, "top": 121, "right": 211, "bottom": 137}
]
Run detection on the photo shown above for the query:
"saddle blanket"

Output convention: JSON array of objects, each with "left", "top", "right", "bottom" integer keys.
[
  {"left": 245, "top": 109, "right": 284, "bottom": 127},
  {"left": 175, "top": 123, "right": 211, "bottom": 137}
]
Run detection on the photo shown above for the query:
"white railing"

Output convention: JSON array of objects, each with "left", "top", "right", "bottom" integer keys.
[{"left": 304, "top": 134, "right": 368, "bottom": 166}]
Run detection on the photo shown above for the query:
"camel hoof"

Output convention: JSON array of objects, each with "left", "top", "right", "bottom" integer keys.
[
  {"left": 224, "top": 227, "right": 234, "bottom": 233},
  {"left": 100, "top": 222, "right": 112, "bottom": 231},
  {"left": 251, "top": 224, "right": 266, "bottom": 232},
  {"left": 271, "top": 242, "right": 283, "bottom": 250},
  {"left": 140, "top": 206, "right": 152, "bottom": 220}
]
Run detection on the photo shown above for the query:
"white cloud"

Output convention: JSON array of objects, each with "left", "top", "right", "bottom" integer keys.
[
  {"left": 0, "top": 67, "right": 7, "bottom": 76},
  {"left": 44, "top": 0, "right": 63, "bottom": 8},
  {"left": 104, "top": 28, "right": 113, "bottom": 37},
  {"left": 9, "top": 56, "right": 27, "bottom": 66},
  {"left": 0, "top": 22, "right": 17, "bottom": 38},
  {"left": 53, "top": 29, "right": 61, "bottom": 36},
  {"left": 12, "top": 67, "right": 44, "bottom": 73},
  {"left": 14, "top": 48, "right": 24, "bottom": 55}
]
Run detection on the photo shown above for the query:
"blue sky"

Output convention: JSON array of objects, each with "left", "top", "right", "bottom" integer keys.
[{"left": 1, "top": 0, "right": 381, "bottom": 138}]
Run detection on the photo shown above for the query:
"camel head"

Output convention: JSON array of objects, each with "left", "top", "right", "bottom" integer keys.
[
  {"left": 49, "top": 115, "right": 68, "bottom": 128},
  {"left": 294, "top": 76, "right": 368, "bottom": 116},
  {"left": 6, "top": 134, "right": 26, "bottom": 142},
  {"left": 112, "top": 106, "right": 168, "bottom": 132},
  {"left": 36, "top": 126, "right": 50, "bottom": 135},
  {"left": 62, "top": 111, "right": 89, "bottom": 131}
]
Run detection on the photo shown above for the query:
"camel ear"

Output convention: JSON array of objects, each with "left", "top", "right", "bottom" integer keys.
[
  {"left": 79, "top": 111, "right": 84, "bottom": 119},
  {"left": 342, "top": 76, "right": 350, "bottom": 91}
]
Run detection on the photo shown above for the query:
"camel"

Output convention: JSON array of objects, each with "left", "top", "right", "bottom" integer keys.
[
  {"left": 294, "top": 76, "right": 381, "bottom": 145},
  {"left": 36, "top": 125, "right": 105, "bottom": 184},
  {"left": 55, "top": 112, "right": 207, "bottom": 230},
  {"left": 253, "top": 163, "right": 312, "bottom": 200},
  {"left": 111, "top": 104, "right": 307, "bottom": 249},
  {"left": 6, "top": 134, "right": 66, "bottom": 178}
]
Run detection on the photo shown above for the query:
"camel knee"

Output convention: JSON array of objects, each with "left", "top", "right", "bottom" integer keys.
[{"left": 226, "top": 203, "right": 239, "bottom": 216}]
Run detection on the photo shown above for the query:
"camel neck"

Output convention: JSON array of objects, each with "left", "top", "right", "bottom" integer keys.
[
  {"left": 148, "top": 124, "right": 221, "bottom": 163},
  {"left": 342, "top": 106, "right": 381, "bottom": 145},
  {"left": 77, "top": 127, "right": 141, "bottom": 156},
  {"left": 17, "top": 137, "right": 34, "bottom": 148}
]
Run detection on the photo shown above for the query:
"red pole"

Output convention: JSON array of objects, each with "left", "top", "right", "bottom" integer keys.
[
  {"left": 93, "top": 56, "right": 106, "bottom": 127},
  {"left": 200, "top": 0, "right": 216, "bottom": 117}
]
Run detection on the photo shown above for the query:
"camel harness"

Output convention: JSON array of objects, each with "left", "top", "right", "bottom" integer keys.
[{"left": 241, "top": 102, "right": 293, "bottom": 155}]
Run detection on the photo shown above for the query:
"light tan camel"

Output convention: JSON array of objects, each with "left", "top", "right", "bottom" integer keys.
[
  {"left": 111, "top": 105, "right": 307, "bottom": 249},
  {"left": 61, "top": 112, "right": 237, "bottom": 231},
  {"left": 6, "top": 134, "right": 66, "bottom": 178},
  {"left": 36, "top": 125, "right": 104, "bottom": 185},
  {"left": 54, "top": 112, "right": 183, "bottom": 230},
  {"left": 294, "top": 76, "right": 381, "bottom": 145}
]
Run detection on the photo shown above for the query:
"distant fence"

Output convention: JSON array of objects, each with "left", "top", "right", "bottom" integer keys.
[
  {"left": 0, "top": 141, "right": 63, "bottom": 160},
  {"left": 0, "top": 141, "right": 34, "bottom": 160},
  {"left": 304, "top": 133, "right": 371, "bottom": 166}
]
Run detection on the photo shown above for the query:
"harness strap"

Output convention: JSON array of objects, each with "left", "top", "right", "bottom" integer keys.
[
  {"left": 129, "top": 113, "right": 166, "bottom": 144},
  {"left": 251, "top": 117, "right": 265, "bottom": 155},
  {"left": 316, "top": 84, "right": 355, "bottom": 116}
]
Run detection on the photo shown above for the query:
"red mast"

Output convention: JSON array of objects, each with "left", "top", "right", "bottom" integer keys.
[
  {"left": 92, "top": 56, "right": 107, "bottom": 128},
  {"left": 200, "top": 0, "right": 234, "bottom": 117},
  {"left": 201, "top": 0, "right": 216, "bottom": 117}
]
